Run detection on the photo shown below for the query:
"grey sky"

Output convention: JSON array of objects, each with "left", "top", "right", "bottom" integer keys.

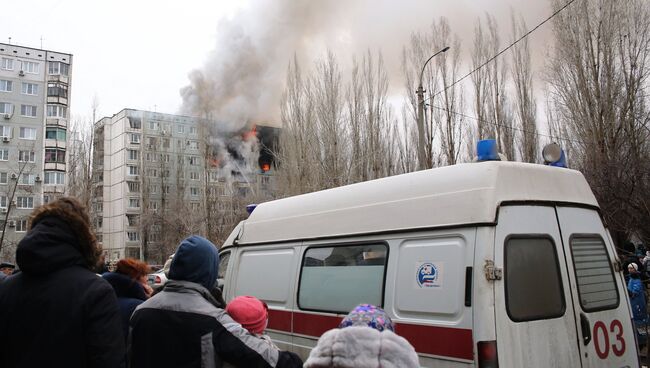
[{"left": 0, "top": 0, "right": 553, "bottom": 123}]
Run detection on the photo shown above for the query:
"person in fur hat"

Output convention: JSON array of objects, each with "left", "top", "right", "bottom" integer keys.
[
  {"left": 0, "top": 197, "right": 125, "bottom": 368},
  {"left": 304, "top": 304, "right": 420, "bottom": 368}
]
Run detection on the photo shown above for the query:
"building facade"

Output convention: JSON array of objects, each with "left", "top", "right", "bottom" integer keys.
[
  {"left": 92, "top": 108, "right": 276, "bottom": 265},
  {"left": 0, "top": 43, "right": 72, "bottom": 260}
]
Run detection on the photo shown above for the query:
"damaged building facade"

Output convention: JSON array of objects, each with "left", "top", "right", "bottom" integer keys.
[{"left": 91, "top": 108, "right": 277, "bottom": 264}]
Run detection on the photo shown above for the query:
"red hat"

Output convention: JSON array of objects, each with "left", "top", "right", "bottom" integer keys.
[{"left": 226, "top": 296, "right": 268, "bottom": 335}]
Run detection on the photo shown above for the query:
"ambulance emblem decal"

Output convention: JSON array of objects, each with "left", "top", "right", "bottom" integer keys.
[{"left": 417, "top": 262, "right": 439, "bottom": 288}]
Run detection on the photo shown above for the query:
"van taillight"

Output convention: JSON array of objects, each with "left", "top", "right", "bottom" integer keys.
[
  {"left": 155, "top": 275, "right": 161, "bottom": 283},
  {"left": 478, "top": 340, "right": 498, "bottom": 368}
]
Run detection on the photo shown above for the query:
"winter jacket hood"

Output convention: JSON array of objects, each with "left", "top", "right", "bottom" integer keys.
[
  {"left": 16, "top": 216, "right": 86, "bottom": 275},
  {"left": 102, "top": 272, "right": 147, "bottom": 301},
  {"left": 168, "top": 235, "right": 219, "bottom": 290},
  {"left": 303, "top": 326, "right": 420, "bottom": 368}
]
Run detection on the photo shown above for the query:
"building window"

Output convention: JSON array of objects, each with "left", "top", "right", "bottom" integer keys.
[
  {"left": 160, "top": 154, "right": 170, "bottom": 163},
  {"left": 149, "top": 185, "right": 158, "bottom": 194},
  {"left": 162, "top": 185, "right": 170, "bottom": 194},
  {"left": 128, "top": 198, "right": 140, "bottom": 208},
  {"left": 48, "top": 61, "right": 69, "bottom": 76},
  {"left": 21, "top": 61, "right": 39, "bottom": 74},
  {"left": 44, "top": 171, "right": 65, "bottom": 185},
  {"left": 0, "top": 125, "right": 10, "bottom": 138},
  {"left": 16, "top": 219, "right": 28, "bottom": 232},
  {"left": 189, "top": 172, "right": 199, "bottom": 180},
  {"left": 0, "top": 149, "right": 8, "bottom": 161},
  {"left": 127, "top": 181, "right": 140, "bottom": 192},
  {"left": 146, "top": 137, "right": 157, "bottom": 148},
  {"left": 188, "top": 156, "right": 199, "bottom": 166},
  {"left": 46, "top": 104, "right": 67, "bottom": 118},
  {"left": 126, "top": 215, "right": 139, "bottom": 226},
  {"left": 127, "top": 165, "right": 139, "bottom": 176},
  {"left": 190, "top": 187, "right": 199, "bottom": 197},
  {"left": 0, "top": 196, "right": 6, "bottom": 208},
  {"left": 20, "top": 105, "right": 37, "bottom": 117},
  {"left": 0, "top": 80, "right": 12, "bottom": 92},
  {"left": 19, "top": 127, "right": 37, "bottom": 140},
  {"left": 149, "top": 121, "right": 159, "bottom": 130},
  {"left": 21, "top": 83, "right": 38, "bottom": 96},
  {"left": 147, "top": 168, "right": 158, "bottom": 177},
  {"left": 177, "top": 125, "right": 185, "bottom": 133},
  {"left": 190, "top": 202, "right": 200, "bottom": 211},
  {"left": 18, "top": 150, "right": 35, "bottom": 162},
  {"left": 127, "top": 232, "right": 140, "bottom": 242},
  {"left": 127, "top": 149, "right": 139, "bottom": 160},
  {"left": 189, "top": 127, "right": 197, "bottom": 135},
  {"left": 188, "top": 140, "right": 199, "bottom": 150},
  {"left": 148, "top": 201, "right": 158, "bottom": 210},
  {"left": 298, "top": 244, "right": 388, "bottom": 313},
  {"left": 0, "top": 102, "right": 13, "bottom": 114},
  {"left": 162, "top": 138, "right": 170, "bottom": 149},
  {"left": 125, "top": 247, "right": 140, "bottom": 259},
  {"left": 45, "top": 127, "right": 66, "bottom": 141},
  {"left": 505, "top": 237, "right": 565, "bottom": 322},
  {"left": 44, "top": 148, "right": 65, "bottom": 163},
  {"left": 19, "top": 174, "right": 35, "bottom": 186},
  {"left": 1, "top": 58, "right": 13, "bottom": 70},
  {"left": 47, "top": 82, "right": 68, "bottom": 98},
  {"left": 16, "top": 196, "right": 34, "bottom": 209},
  {"left": 130, "top": 133, "right": 141, "bottom": 144},
  {"left": 0, "top": 172, "right": 7, "bottom": 184}
]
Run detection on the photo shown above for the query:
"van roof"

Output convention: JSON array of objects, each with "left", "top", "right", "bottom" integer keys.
[{"left": 236, "top": 161, "right": 598, "bottom": 245}]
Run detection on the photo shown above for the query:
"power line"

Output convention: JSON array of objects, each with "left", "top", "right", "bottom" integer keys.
[
  {"left": 429, "top": 104, "right": 582, "bottom": 145},
  {"left": 424, "top": 0, "right": 578, "bottom": 103}
]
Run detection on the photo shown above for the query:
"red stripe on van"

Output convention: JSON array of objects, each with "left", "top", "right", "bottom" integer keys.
[
  {"left": 395, "top": 323, "right": 474, "bottom": 361},
  {"left": 269, "top": 309, "right": 474, "bottom": 361},
  {"left": 267, "top": 309, "right": 292, "bottom": 331},
  {"left": 292, "top": 311, "right": 341, "bottom": 337}
]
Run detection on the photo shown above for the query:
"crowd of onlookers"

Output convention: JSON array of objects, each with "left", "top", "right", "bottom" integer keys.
[{"left": 0, "top": 197, "right": 422, "bottom": 368}]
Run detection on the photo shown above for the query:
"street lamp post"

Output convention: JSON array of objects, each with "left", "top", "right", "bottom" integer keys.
[{"left": 416, "top": 46, "right": 450, "bottom": 170}]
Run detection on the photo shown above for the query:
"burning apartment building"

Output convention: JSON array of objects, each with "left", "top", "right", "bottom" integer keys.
[{"left": 91, "top": 108, "right": 278, "bottom": 264}]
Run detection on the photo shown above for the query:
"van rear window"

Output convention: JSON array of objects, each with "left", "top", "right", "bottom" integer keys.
[
  {"left": 298, "top": 244, "right": 387, "bottom": 313},
  {"left": 505, "top": 237, "right": 566, "bottom": 322},
  {"left": 570, "top": 236, "right": 619, "bottom": 312}
]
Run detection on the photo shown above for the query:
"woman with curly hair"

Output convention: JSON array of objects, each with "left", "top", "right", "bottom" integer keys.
[{"left": 0, "top": 197, "right": 125, "bottom": 368}]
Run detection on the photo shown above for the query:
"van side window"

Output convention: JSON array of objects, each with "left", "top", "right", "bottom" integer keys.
[
  {"left": 298, "top": 244, "right": 387, "bottom": 313},
  {"left": 505, "top": 237, "right": 565, "bottom": 322},
  {"left": 218, "top": 251, "right": 230, "bottom": 279},
  {"left": 570, "top": 236, "right": 619, "bottom": 311}
]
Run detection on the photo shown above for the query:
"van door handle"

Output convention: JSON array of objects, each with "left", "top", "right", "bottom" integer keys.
[{"left": 580, "top": 313, "right": 591, "bottom": 345}]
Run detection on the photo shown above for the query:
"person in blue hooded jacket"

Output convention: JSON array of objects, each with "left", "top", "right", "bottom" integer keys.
[
  {"left": 128, "top": 235, "right": 302, "bottom": 368},
  {"left": 628, "top": 263, "right": 647, "bottom": 322}
]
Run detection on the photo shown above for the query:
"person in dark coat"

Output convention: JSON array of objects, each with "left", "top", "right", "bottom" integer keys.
[
  {"left": 129, "top": 235, "right": 303, "bottom": 368},
  {"left": 103, "top": 258, "right": 152, "bottom": 340},
  {"left": 0, "top": 197, "right": 125, "bottom": 368}
]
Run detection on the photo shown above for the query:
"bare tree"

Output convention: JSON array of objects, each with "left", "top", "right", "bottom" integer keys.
[
  {"left": 510, "top": 13, "right": 539, "bottom": 163},
  {"left": 546, "top": 0, "right": 650, "bottom": 244}
]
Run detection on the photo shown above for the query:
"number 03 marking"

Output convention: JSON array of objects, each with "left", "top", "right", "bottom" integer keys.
[{"left": 593, "top": 319, "right": 626, "bottom": 359}]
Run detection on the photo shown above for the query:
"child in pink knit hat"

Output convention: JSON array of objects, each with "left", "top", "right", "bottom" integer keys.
[{"left": 225, "top": 296, "right": 277, "bottom": 348}]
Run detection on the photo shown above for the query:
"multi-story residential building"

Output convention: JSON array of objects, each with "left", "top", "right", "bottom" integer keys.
[
  {"left": 0, "top": 43, "right": 72, "bottom": 259},
  {"left": 92, "top": 108, "right": 276, "bottom": 265}
]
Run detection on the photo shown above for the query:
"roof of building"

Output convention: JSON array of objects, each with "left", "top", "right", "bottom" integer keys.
[{"left": 235, "top": 161, "right": 599, "bottom": 245}]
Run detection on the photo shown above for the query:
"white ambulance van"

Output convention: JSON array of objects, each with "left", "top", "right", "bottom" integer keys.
[{"left": 218, "top": 160, "right": 639, "bottom": 368}]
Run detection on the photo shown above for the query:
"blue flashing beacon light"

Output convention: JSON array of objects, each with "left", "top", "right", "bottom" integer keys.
[
  {"left": 246, "top": 204, "right": 258, "bottom": 216},
  {"left": 477, "top": 139, "right": 500, "bottom": 161}
]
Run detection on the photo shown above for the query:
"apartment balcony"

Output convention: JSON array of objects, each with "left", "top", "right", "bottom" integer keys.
[
  {"left": 44, "top": 162, "right": 66, "bottom": 171},
  {"left": 48, "top": 74, "right": 70, "bottom": 85},
  {"left": 46, "top": 118, "right": 67, "bottom": 128},
  {"left": 44, "top": 139, "right": 66, "bottom": 150},
  {"left": 47, "top": 95, "right": 68, "bottom": 106}
]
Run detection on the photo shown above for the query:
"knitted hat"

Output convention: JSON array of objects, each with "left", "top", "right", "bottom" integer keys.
[
  {"left": 339, "top": 304, "right": 394, "bottom": 332},
  {"left": 629, "top": 263, "right": 639, "bottom": 273},
  {"left": 226, "top": 296, "right": 268, "bottom": 335}
]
